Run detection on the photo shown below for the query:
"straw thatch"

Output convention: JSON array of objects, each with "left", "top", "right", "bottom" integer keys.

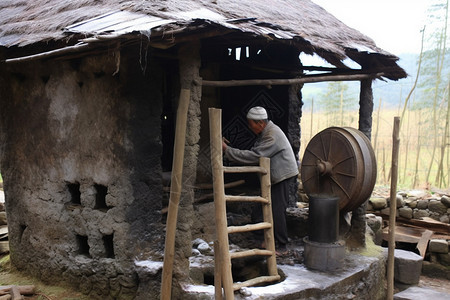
[{"left": 0, "top": 0, "right": 406, "bottom": 79}]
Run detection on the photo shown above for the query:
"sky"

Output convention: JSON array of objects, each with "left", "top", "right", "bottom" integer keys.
[{"left": 312, "top": 0, "right": 432, "bottom": 55}]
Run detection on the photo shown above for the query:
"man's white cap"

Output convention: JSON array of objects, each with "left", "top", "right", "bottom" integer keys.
[{"left": 246, "top": 106, "right": 268, "bottom": 120}]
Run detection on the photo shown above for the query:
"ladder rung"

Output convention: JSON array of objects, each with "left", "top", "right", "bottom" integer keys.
[
  {"left": 225, "top": 195, "right": 269, "bottom": 203},
  {"left": 230, "top": 249, "right": 274, "bottom": 259},
  {"left": 232, "top": 275, "right": 281, "bottom": 291},
  {"left": 227, "top": 222, "right": 272, "bottom": 234},
  {"left": 223, "top": 166, "right": 267, "bottom": 174}
]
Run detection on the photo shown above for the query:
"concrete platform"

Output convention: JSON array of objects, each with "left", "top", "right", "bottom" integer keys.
[{"left": 184, "top": 250, "right": 387, "bottom": 299}]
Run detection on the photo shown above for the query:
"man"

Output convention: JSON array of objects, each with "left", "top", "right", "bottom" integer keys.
[{"left": 222, "top": 106, "right": 298, "bottom": 254}]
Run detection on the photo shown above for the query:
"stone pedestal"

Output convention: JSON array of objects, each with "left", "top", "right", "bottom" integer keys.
[{"left": 304, "top": 237, "right": 345, "bottom": 271}]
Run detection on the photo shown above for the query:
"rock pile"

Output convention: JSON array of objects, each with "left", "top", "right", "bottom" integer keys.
[{"left": 368, "top": 190, "right": 450, "bottom": 224}]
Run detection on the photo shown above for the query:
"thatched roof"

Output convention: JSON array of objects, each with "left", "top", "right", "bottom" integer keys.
[{"left": 0, "top": 0, "right": 406, "bottom": 79}]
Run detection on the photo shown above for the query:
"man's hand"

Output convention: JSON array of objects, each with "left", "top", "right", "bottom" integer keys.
[{"left": 222, "top": 137, "right": 230, "bottom": 151}]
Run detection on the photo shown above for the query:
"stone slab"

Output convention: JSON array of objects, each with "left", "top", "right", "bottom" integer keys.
[
  {"left": 394, "top": 249, "right": 423, "bottom": 285},
  {"left": 185, "top": 251, "right": 387, "bottom": 299}
]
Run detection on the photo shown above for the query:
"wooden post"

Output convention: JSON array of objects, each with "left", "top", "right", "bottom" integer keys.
[
  {"left": 209, "top": 108, "right": 234, "bottom": 300},
  {"left": 160, "top": 88, "right": 191, "bottom": 300},
  {"left": 387, "top": 116, "right": 400, "bottom": 300},
  {"left": 214, "top": 239, "right": 223, "bottom": 300},
  {"left": 259, "top": 157, "right": 278, "bottom": 277}
]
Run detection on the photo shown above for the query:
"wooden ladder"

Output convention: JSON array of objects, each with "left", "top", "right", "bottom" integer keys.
[{"left": 209, "top": 108, "right": 280, "bottom": 300}]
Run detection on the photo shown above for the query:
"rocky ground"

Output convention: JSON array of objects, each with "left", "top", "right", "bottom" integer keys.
[{"left": 1, "top": 185, "right": 450, "bottom": 299}]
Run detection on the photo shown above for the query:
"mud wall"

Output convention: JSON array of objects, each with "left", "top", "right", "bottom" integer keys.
[{"left": 0, "top": 45, "right": 172, "bottom": 298}]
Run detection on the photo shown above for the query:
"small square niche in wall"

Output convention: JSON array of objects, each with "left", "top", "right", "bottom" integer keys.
[
  {"left": 67, "top": 182, "right": 81, "bottom": 205},
  {"left": 94, "top": 184, "right": 110, "bottom": 211}
]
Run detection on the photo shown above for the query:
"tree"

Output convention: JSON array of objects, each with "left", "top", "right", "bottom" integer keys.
[
  {"left": 318, "top": 81, "right": 356, "bottom": 127},
  {"left": 413, "top": 0, "right": 449, "bottom": 187}
]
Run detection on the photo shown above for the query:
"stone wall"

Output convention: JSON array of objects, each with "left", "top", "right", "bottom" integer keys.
[
  {"left": 0, "top": 45, "right": 175, "bottom": 299},
  {"left": 368, "top": 190, "right": 450, "bottom": 224}
]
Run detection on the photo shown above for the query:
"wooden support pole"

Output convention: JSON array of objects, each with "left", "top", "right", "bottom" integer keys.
[
  {"left": 209, "top": 108, "right": 234, "bottom": 300},
  {"left": 387, "top": 116, "right": 400, "bottom": 300},
  {"left": 214, "top": 239, "right": 223, "bottom": 300},
  {"left": 198, "top": 73, "right": 385, "bottom": 87},
  {"left": 160, "top": 88, "right": 191, "bottom": 300}
]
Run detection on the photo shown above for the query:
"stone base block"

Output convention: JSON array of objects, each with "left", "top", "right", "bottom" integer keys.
[
  {"left": 303, "top": 237, "right": 345, "bottom": 271},
  {"left": 394, "top": 249, "right": 423, "bottom": 285}
]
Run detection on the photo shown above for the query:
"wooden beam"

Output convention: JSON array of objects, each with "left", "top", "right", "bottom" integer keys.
[{"left": 197, "top": 72, "right": 385, "bottom": 87}]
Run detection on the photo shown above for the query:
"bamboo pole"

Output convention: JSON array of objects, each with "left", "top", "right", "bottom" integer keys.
[
  {"left": 160, "top": 88, "right": 191, "bottom": 300},
  {"left": 387, "top": 116, "right": 400, "bottom": 300},
  {"left": 209, "top": 108, "right": 234, "bottom": 300}
]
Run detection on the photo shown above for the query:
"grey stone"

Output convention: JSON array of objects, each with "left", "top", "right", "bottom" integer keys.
[
  {"left": 398, "top": 207, "right": 413, "bottom": 219},
  {"left": 0, "top": 212, "right": 6, "bottom": 225},
  {"left": 429, "top": 239, "right": 449, "bottom": 254},
  {"left": 417, "top": 199, "right": 429, "bottom": 209},
  {"left": 404, "top": 198, "right": 417, "bottom": 209},
  {"left": 398, "top": 191, "right": 408, "bottom": 197},
  {"left": 437, "top": 253, "right": 450, "bottom": 266},
  {"left": 413, "top": 209, "right": 429, "bottom": 219},
  {"left": 394, "top": 286, "right": 450, "bottom": 300},
  {"left": 439, "top": 215, "right": 449, "bottom": 223},
  {"left": 428, "top": 200, "right": 447, "bottom": 214},
  {"left": 408, "top": 190, "right": 429, "bottom": 199},
  {"left": 441, "top": 195, "right": 450, "bottom": 208},
  {"left": 394, "top": 249, "right": 423, "bottom": 284},
  {"left": 395, "top": 195, "right": 405, "bottom": 208},
  {"left": 192, "top": 238, "right": 206, "bottom": 248},
  {"left": 369, "top": 197, "right": 387, "bottom": 210},
  {"left": 197, "top": 242, "right": 211, "bottom": 254},
  {"left": 381, "top": 207, "right": 391, "bottom": 216},
  {"left": 366, "top": 214, "right": 382, "bottom": 232}
]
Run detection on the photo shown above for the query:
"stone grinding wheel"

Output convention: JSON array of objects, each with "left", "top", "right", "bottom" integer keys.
[{"left": 301, "top": 127, "right": 377, "bottom": 212}]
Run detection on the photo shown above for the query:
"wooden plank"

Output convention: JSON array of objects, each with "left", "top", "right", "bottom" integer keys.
[
  {"left": 375, "top": 212, "right": 450, "bottom": 235},
  {"left": 160, "top": 88, "right": 190, "bottom": 300},
  {"left": 417, "top": 230, "right": 433, "bottom": 258},
  {"left": 382, "top": 225, "right": 449, "bottom": 243}
]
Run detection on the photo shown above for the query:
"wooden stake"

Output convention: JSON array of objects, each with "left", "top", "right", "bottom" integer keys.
[
  {"left": 160, "top": 88, "right": 191, "bottom": 300},
  {"left": 387, "top": 116, "right": 400, "bottom": 300},
  {"left": 214, "top": 239, "right": 223, "bottom": 300}
]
